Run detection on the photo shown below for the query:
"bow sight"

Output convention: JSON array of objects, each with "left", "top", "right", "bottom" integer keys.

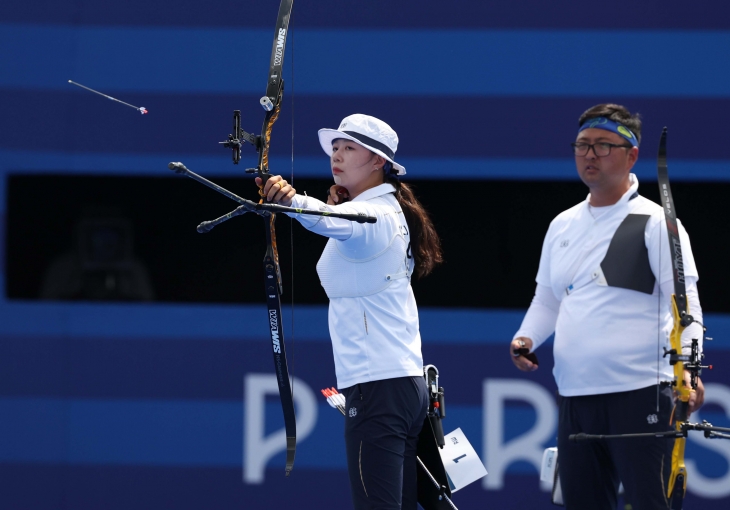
[
  {"left": 663, "top": 337, "right": 713, "bottom": 395},
  {"left": 219, "top": 110, "right": 260, "bottom": 165}
]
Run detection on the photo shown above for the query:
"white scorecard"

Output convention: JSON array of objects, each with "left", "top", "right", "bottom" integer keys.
[{"left": 438, "top": 427, "right": 488, "bottom": 492}]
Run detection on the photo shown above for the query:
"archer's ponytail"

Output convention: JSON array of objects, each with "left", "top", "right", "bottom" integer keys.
[{"left": 385, "top": 173, "right": 443, "bottom": 279}]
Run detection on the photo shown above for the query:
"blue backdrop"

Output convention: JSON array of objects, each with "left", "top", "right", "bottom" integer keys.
[{"left": 2, "top": 1, "right": 730, "bottom": 508}]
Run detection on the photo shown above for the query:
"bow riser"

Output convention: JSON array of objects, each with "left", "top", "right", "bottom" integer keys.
[
  {"left": 670, "top": 296, "right": 691, "bottom": 420},
  {"left": 667, "top": 294, "right": 689, "bottom": 506},
  {"left": 259, "top": 92, "right": 283, "bottom": 185}
]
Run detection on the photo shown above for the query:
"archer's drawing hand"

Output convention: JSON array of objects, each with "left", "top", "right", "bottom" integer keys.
[
  {"left": 256, "top": 175, "right": 296, "bottom": 206},
  {"left": 327, "top": 185, "right": 350, "bottom": 205},
  {"left": 683, "top": 370, "right": 705, "bottom": 416},
  {"left": 510, "top": 337, "right": 538, "bottom": 372}
]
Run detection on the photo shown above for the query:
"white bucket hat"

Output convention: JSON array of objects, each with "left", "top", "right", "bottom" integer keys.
[{"left": 318, "top": 114, "right": 406, "bottom": 175}]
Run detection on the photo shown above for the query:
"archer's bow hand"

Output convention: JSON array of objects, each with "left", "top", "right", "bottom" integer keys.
[
  {"left": 255, "top": 175, "right": 296, "bottom": 206},
  {"left": 683, "top": 370, "right": 706, "bottom": 416},
  {"left": 511, "top": 337, "right": 538, "bottom": 372},
  {"left": 326, "top": 185, "right": 351, "bottom": 205}
]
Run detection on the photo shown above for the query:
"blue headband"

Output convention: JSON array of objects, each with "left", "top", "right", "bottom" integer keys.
[{"left": 578, "top": 117, "right": 639, "bottom": 147}]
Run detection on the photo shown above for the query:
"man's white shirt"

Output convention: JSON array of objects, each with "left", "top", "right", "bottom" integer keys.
[{"left": 515, "top": 174, "right": 703, "bottom": 396}]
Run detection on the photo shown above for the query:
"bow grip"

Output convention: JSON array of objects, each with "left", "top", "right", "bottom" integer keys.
[{"left": 675, "top": 399, "right": 690, "bottom": 423}]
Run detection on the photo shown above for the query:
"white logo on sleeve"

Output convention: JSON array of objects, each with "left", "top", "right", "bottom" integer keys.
[
  {"left": 349, "top": 407, "right": 357, "bottom": 418},
  {"left": 647, "top": 414, "right": 658, "bottom": 424}
]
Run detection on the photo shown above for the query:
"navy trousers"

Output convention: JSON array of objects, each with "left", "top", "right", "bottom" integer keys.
[
  {"left": 341, "top": 376, "right": 428, "bottom": 510},
  {"left": 557, "top": 384, "right": 675, "bottom": 510}
]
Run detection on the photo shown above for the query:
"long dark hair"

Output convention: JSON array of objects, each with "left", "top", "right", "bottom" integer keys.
[{"left": 385, "top": 172, "right": 442, "bottom": 279}]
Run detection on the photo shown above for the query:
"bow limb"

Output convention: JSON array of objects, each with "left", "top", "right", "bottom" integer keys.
[
  {"left": 262, "top": 211, "right": 296, "bottom": 476},
  {"left": 256, "top": 0, "right": 292, "bottom": 185},
  {"left": 657, "top": 128, "right": 692, "bottom": 508}
]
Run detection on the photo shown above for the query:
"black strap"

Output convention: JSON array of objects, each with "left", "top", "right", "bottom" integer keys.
[{"left": 342, "top": 130, "right": 395, "bottom": 159}]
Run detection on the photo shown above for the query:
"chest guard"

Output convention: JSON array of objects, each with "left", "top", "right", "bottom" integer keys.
[
  {"left": 317, "top": 197, "right": 412, "bottom": 298},
  {"left": 600, "top": 213, "right": 655, "bottom": 294}
]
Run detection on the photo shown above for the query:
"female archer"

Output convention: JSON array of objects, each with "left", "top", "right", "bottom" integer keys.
[{"left": 256, "top": 113, "right": 442, "bottom": 510}]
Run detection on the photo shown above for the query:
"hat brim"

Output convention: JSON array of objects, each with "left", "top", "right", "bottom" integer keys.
[{"left": 318, "top": 128, "right": 406, "bottom": 175}]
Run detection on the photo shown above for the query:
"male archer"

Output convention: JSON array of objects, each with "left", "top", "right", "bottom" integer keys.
[{"left": 509, "top": 104, "right": 705, "bottom": 509}]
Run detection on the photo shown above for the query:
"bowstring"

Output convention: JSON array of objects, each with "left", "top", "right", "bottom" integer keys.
[
  {"left": 656, "top": 208, "right": 663, "bottom": 413},
  {"left": 289, "top": 27, "right": 295, "bottom": 397}
]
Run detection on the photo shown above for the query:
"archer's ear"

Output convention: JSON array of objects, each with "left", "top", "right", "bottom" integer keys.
[{"left": 627, "top": 146, "right": 639, "bottom": 170}]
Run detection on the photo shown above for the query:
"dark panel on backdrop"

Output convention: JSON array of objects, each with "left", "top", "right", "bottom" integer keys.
[{"left": 6, "top": 175, "right": 729, "bottom": 312}]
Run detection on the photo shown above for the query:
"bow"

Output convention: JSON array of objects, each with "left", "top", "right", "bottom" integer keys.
[
  {"left": 228, "top": 0, "right": 298, "bottom": 476},
  {"left": 657, "top": 127, "right": 703, "bottom": 508}
]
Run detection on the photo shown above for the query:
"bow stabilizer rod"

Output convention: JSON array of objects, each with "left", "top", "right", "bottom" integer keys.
[
  {"left": 570, "top": 420, "right": 730, "bottom": 443},
  {"left": 168, "top": 162, "right": 376, "bottom": 229}
]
